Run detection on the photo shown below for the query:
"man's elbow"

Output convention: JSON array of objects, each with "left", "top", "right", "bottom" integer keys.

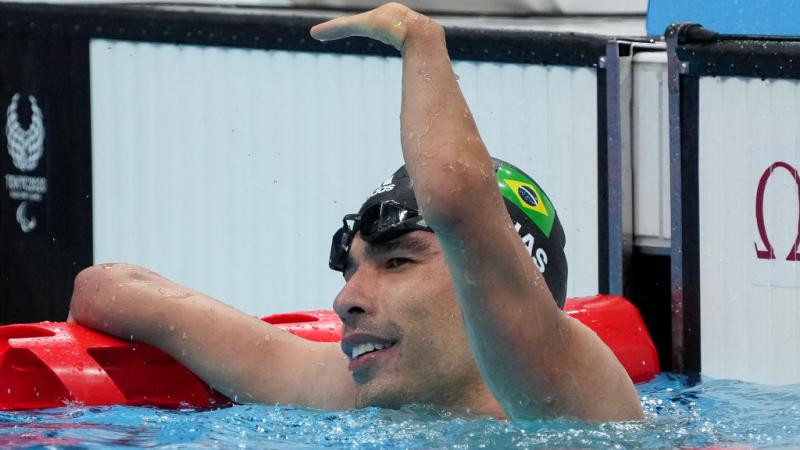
[
  {"left": 70, "top": 265, "right": 103, "bottom": 323},
  {"left": 69, "top": 263, "right": 149, "bottom": 325}
]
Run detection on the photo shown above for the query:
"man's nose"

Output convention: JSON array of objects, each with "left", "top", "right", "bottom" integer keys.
[{"left": 332, "top": 268, "right": 376, "bottom": 327}]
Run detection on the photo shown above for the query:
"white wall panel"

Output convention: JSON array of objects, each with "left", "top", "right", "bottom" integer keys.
[
  {"left": 91, "top": 39, "right": 599, "bottom": 315},
  {"left": 699, "top": 75, "right": 800, "bottom": 384},
  {"left": 631, "top": 52, "right": 670, "bottom": 249}
]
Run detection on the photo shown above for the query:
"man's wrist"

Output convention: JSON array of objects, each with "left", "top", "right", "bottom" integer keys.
[{"left": 401, "top": 14, "right": 445, "bottom": 52}]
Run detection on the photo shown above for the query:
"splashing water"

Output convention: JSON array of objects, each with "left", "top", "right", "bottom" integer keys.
[{"left": 1, "top": 374, "right": 799, "bottom": 448}]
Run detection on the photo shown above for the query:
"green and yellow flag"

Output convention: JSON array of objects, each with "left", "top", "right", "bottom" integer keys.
[{"left": 496, "top": 163, "right": 556, "bottom": 237}]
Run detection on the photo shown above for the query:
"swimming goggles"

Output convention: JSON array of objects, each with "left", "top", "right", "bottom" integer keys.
[{"left": 329, "top": 200, "right": 432, "bottom": 272}]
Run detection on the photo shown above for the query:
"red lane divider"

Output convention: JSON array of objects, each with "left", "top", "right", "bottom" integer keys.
[{"left": 0, "top": 295, "right": 658, "bottom": 410}]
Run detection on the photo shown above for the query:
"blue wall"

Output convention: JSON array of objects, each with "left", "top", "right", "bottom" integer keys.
[{"left": 647, "top": 0, "right": 800, "bottom": 37}]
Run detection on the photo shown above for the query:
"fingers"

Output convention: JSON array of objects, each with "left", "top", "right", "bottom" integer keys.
[
  {"left": 310, "top": 3, "right": 417, "bottom": 51},
  {"left": 310, "top": 13, "right": 369, "bottom": 41}
]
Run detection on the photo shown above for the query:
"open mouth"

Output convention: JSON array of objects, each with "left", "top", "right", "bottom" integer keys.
[
  {"left": 342, "top": 335, "right": 398, "bottom": 362},
  {"left": 349, "top": 340, "right": 397, "bottom": 360}
]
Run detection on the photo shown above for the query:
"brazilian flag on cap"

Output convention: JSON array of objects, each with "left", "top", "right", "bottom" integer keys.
[{"left": 496, "top": 163, "right": 556, "bottom": 237}]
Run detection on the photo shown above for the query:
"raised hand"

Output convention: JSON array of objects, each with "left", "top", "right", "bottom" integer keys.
[
  {"left": 309, "top": 2, "right": 642, "bottom": 422},
  {"left": 310, "top": 2, "right": 429, "bottom": 51}
]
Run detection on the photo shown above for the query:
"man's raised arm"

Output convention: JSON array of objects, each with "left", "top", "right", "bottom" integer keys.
[
  {"left": 312, "top": 3, "right": 642, "bottom": 421},
  {"left": 69, "top": 264, "right": 355, "bottom": 409}
]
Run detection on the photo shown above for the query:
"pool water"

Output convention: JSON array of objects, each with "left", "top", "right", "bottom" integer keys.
[{"left": 2, "top": 374, "right": 799, "bottom": 449}]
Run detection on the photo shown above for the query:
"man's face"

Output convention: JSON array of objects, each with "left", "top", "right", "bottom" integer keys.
[{"left": 332, "top": 231, "right": 485, "bottom": 409}]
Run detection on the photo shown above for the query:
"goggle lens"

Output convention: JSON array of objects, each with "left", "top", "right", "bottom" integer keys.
[{"left": 328, "top": 201, "right": 431, "bottom": 272}]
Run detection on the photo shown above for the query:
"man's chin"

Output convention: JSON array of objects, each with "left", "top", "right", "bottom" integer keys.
[{"left": 353, "top": 375, "right": 410, "bottom": 409}]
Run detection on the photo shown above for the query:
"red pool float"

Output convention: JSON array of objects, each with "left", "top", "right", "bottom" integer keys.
[{"left": 0, "top": 295, "right": 658, "bottom": 410}]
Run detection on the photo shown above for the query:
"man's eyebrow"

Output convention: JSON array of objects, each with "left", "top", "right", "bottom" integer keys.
[{"left": 365, "top": 234, "right": 432, "bottom": 258}]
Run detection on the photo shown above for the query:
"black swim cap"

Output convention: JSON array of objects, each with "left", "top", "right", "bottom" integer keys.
[{"left": 331, "top": 157, "right": 568, "bottom": 308}]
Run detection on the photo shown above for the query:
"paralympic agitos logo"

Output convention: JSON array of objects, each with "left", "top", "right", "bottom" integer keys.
[
  {"left": 5, "top": 93, "right": 47, "bottom": 234},
  {"left": 754, "top": 161, "right": 800, "bottom": 261}
]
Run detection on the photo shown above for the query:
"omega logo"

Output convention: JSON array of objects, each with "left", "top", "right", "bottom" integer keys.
[{"left": 754, "top": 161, "right": 800, "bottom": 261}]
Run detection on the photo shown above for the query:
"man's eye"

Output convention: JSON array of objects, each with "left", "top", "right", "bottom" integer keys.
[{"left": 386, "top": 257, "right": 412, "bottom": 269}]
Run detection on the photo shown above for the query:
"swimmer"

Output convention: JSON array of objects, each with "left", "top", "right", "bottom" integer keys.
[{"left": 68, "top": 3, "right": 642, "bottom": 421}]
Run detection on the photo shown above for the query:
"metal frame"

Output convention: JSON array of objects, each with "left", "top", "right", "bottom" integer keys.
[
  {"left": 666, "top": 24, "right": 800, "bottom": 372},
  {"left": 602, "top": 40, "right": 665, "bottom": 297},
  {"left": 666, "top": 23, "right": 703, "bottom": 373},
  {"left": 0, "top": 2, "right": 608, "bottom": 67},
  {"left": 599, "top": 41, "right": 630, "bottom": 296}
]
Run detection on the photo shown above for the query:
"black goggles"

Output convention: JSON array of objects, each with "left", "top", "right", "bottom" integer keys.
[{"left": 329, "top": 200, "right": 432, "bottom": 272}]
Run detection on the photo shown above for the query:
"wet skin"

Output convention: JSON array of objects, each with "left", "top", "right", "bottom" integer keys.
[
  {"left": 335, "top": 231, "right": 501, "bottom": 413},
  {"left": 71, "top": 2, "right": 643, "bottom": 422}
]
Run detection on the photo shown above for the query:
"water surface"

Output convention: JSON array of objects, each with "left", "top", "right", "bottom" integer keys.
[{"left": 2, "top": 374, "right": 799, "bottom": 448}]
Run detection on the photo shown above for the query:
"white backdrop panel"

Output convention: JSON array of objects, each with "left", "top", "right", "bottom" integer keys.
[
  {"left": 699, "top": 75, "right": 800, "bottom": 385},
  {"left": 632, "top": 52, "right": 670, "bottom": 249},
  {"left": 91, "top": 39, "right": 599, "bottom": 315}
]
